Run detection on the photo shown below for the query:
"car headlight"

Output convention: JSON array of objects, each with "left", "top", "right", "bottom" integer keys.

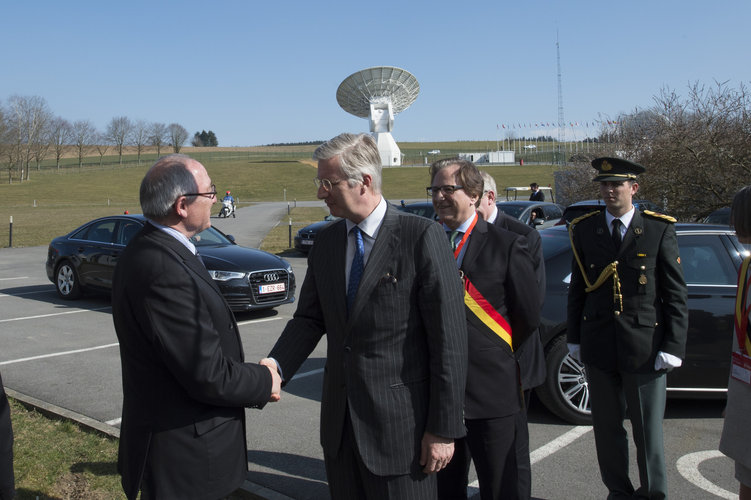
[{"left": 207, "top": 270, "right": 246, "bottom": 281}]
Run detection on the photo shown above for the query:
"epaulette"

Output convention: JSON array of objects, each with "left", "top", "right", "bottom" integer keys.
[
  {"left": 643, "top": 210, "right": 677, "bottom": 223},
  {"left": 569, "top": 210, "right": 600, "bottom": 228}
]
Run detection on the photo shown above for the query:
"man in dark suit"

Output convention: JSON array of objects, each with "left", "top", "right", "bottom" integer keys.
[
  {"left": 477, "top": 170, "right": 546, "bottom": 500},
  {"left": 112, "top": 154, "right": 282, "bottom": 500},
  {"left": 0, "top": 372, "right": 14, "bottom": 500},
  {"left": 433, "top": 159, "right": 540, "bottom": 500},
  {"left": 529, "top": 183, "right": 545, "bottom": 201},
  {"left": 266, "top": 133, "right": 467, "bottom": 499},
  {"left": 567, "top": 157, "right": 688, "bottom": 500}
]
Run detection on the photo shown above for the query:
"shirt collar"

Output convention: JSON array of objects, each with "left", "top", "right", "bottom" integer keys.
[
  {"left": 487, "top": 205, "right": 499, "bottom": 224},
  {"left": 345, "top": 197, "right": 387, "bottom": 239},
  {"left": 605, "top": 206, "right": 636, "bottom": 228},
  {"left": 443, "top": 212, "right": 477, "bottom": 233},
  {"left": 147, "top": 219, "right": 197, "bottom": 254}
]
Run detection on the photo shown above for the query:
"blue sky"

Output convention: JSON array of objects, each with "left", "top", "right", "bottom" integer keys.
[{"left": 2, "top": 1, "right": 749, "bottom": 147}]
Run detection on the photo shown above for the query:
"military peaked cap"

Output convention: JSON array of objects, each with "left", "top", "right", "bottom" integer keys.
[{"left": 591, "top": 157, "right": 646, "bottom": 182}]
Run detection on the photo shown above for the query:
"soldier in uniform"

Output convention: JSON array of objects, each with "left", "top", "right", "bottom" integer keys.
[{"left": 566, "top": 157, "right": 688, "bottom": 500}]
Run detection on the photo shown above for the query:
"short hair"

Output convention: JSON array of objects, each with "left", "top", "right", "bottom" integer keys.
[
  {"left": 731, "top": 185, "right": 751, "bottom": 239},
  {"left": 140, "top": 154, "right": 198, "bottom": 220},
  {"left": 313, "top": 133, "right": 382, "bottom": 193},
  {"left": 480, "top": 170, "right": 497, "bottom": 194},
  {"left": 429, "top": 158, "right": 484, "bottom": 200},
  {"left": 530, "top": 182, "right": 539, "bottom": 189}
]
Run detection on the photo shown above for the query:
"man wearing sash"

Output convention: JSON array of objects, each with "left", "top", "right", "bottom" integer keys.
[
  {"left": 432, "top": 159, "right": 540, "bottom": 500},
  {"left": 567, "top": 157, "right": 688, "bottom": 500},
  {"left": 719, "top": 185, "right": 751, "bottom": 500}
]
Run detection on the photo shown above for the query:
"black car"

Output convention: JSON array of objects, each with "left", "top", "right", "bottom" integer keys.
[
  {"left": 535, "top": 224, "right": 747, "bottom": 424},
  {"left": 294, "top": 214, "right": 339, "bottom": 253},
  {"left": 495, "top": 201, "right": 564, "bottom": 229},
  {"left": 703, "top": 206, "right": 730, "bottom": 225},
  {"left": 398, "top": 201, "right": 439, "bottom": 220},
  {"left": 45, "top": 215, "right": 296, "bottom": 312},
  {"left": 557, "top": 199, "right": 662, "bottom": 226}
]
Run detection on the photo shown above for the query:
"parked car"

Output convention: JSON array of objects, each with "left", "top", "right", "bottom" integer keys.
[
  {"left": 496, "top": 201, "right": 564, "bottom": 229},
  {"left": 294, "top": 214, "right": 339, "bottom": 253},
  {"left": 703, "top": 206, "right": 730, "bottom": 225},
  {"left": 557, "top": 199, "right": 662, "bottom": 226},
  {"left": 535, "top": 224, "right": 748, "bottom": 424},
  {"left": 45, "top": 215, "right": 296, "bottom": 312}
]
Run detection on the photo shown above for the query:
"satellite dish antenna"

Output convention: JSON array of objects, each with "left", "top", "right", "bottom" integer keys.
[{"left": 337, "top": 66, "right": 420, "bottom": 167}]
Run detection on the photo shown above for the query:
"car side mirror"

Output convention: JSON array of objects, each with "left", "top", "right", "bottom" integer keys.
[{"left": 226, "top": 234, "right": 236, "bottom": 243}]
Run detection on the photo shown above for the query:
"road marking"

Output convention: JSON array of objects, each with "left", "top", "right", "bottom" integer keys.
[
  {"left": 677, "top": 450, "right": 737, "bottom": 499},
  {"left": 0, "top": 289, "right": 55, "bottom": 298},
  {"left": 291, "top": 368, "right": 324, "bottom": 381},
  {"left": 468, "top": 425, "right": 593, "bottom": 493},
  {"left": 105, "top": 417, "right": 122, "bottom": 426},
  {"left": 0, "top": 343, "right": 119, "bottom": 366},
  {"left": 0, "top": 306, "right": 111, "bottom": 323},
  {"left": 0, "top": 277, "right": 28, "bottom": 281},
  {"left": 236, "top": 317, "right": 284, "bottom": 326}
]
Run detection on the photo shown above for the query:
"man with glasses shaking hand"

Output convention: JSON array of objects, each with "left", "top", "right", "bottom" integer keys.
[
  {"left": 112, "top": 154, "right": 282, "bottom": 500},
  {"left": 265, "top": 133, "right": 468, "bottom": 499}
]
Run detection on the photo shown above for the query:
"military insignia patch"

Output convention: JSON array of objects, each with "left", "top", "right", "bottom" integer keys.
[{"left": 601, "top": 160, "right": 612, "bottom": 171}]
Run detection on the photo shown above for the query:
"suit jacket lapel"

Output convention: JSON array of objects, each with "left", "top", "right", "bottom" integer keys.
[
  {"left": 347, "top": 205, "right": 400, "bottom": 325},
  {"left": 621, "top": 210, "right": 643, "bottom": 254},
  {"left": 461, "top": 215, "right": 489, "bottom": 272}
]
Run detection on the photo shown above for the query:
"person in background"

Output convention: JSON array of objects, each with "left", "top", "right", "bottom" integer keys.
[
  {"left": 529, "top": 183, "right": 545, "bottom": 201},
  {"left": 112, "top": 154, "right": 281, "bottom": 500},
  {"left": 720, "top": 185, "right": 751, "bottom": 500},
  {"left": 567, "top": 157, "right": 688, "bottom": 499},
  {"left": 477, "top": 170, "right": 546, "bottom": 500},
  {"left": 266, "top": 133, "right": 468, "bottom": 499},
  {"left": 433, "top": 159, "right": 539, "bottom": 500},
  {"left": 0, "top": 371, "right": 14, "bottom": 500}
]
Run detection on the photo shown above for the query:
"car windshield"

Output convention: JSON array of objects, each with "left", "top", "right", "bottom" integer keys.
[
  {"left": 191, "top": 226, "right": 232, "bottom": 247},
  {"left": 496, "top": 204, "right": 525, "bottom": 218}
]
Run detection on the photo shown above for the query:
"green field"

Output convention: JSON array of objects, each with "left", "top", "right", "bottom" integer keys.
[{"left": 0, "top": 148, "right": 559, "bottom": 249}]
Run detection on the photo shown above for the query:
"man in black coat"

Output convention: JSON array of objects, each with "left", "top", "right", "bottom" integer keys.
[
  {"left": 434, "top": 159, "right": 540, "bottom": 500},
  {"left": 477, "top": 170, "right": 546, "bottom": 500},
  {"left": 529, "top": 183, "right": 545, "bottom": 201},
  {"left": 567, "top": 157, "right": 688, "bottom": 499},
  {"left": 0, "top": 371, "right": 14, "bottom": 500},
  {"left": 112, "top": 154, "right": 281, "bottom": 500}
]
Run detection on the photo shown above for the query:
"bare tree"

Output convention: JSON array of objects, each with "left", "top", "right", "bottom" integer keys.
[
  {"left": 168, "top": 123, "right": 189, "bottom": 153},
  {"left": 71, "top": 120, "right": 97, "bottom": 169},
  {"left": 6, "top": 95, "right": 52, "bottom": 181},
  {"left": 106, "top": 116, "right": 133, "bottom": 165},
  {"left": 94, "top": 132, "right": 110, "bottom": 167},
  {"left": 49, "top": 117, "right": 73, "bottom": 170},
  {"left": 131, "top": 120, "right": 150, "bottom": 165},
  {"left": 149, "top": 122, "right": 168, "bottom": 157}
]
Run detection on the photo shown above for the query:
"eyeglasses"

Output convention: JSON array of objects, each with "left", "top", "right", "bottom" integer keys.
[
  {"left": 427, "top": 185, "right": 464, "bottom": 197},
  {"left": 314, "top": 177, "right": 346, "bottom": 192},
  {"left": 182, "top": 184, "right": 217, "bottom": 199}
]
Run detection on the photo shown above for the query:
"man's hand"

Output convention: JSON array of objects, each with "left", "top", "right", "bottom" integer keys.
[
  {"left": 259, "top": 358, "right": 281, "bottom": 402},
  {"left": 419, "top": 431, "right": 454, "bottom": 474}
]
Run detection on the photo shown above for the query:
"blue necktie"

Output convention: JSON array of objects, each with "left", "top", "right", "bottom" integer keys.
[{"left": 347, "top": 226, "right": 364, "bottom": 312}]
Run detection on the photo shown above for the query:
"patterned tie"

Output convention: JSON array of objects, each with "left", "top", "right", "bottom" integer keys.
[
  {"left": 449, "top": 230, "right": 463, "bottom": 250},
  {"left": 611, "top": 219, "right": 622, "bottom": 250},
  {"left": 347, "top": 226, "right": 364, "bottom": 312}
]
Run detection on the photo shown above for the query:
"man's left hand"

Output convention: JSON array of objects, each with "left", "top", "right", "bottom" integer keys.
[
  {"left": 419, "top": 432, "right": 454, "bottom": 474},
  {"left": 655, "top": 351, "right": 682, "bottom": 371}
]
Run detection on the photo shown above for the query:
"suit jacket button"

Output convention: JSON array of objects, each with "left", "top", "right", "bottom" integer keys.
[{"left": 344, "top": 346, "right": 351, "bottom": 353}]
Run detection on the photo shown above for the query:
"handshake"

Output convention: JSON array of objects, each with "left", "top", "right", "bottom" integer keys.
[{"left": 259, "top": 358, "right": 282, "bottom": 402}]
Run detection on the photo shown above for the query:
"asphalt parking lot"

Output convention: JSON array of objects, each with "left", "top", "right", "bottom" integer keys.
[{"left": 0, "top": 202, "right": 743, "bottom": 499}]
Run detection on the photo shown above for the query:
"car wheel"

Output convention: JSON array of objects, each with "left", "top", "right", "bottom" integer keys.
[
  {"left": 55, "top": 261, "right": 82, "bottom": 300},
  {"left": 535, "top": 334, "right": 592, "bottom": 425}
]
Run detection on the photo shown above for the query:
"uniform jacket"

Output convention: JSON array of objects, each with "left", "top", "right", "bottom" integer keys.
[
  {"left": 269, "top": 204, "right": 468, "bottom": 476},
  {"left": 461, "top": 217, "right": 541, "bottom": 419},
  {"left": 567, "top": 210, "right": 688, "bottom": 372},
  {"left": 112, "top": 223, "right": 272, "bottom": 500},
  {"left": 493, "top": 212, "right": 547, "bottom": 390}
]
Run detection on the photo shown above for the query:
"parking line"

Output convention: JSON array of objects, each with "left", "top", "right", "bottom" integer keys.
[
  {"left": 236, "top": 317, "right": 285, "bottom": 327},
  {"left": 0, "top": 343, "right": 120, "bottom": 366},
  {"left": 677, "top": 450, "right": 737, "bottom": 499},
  {"left": 0, "top": 306, "right": 111, "bottom": 323},
  {"left": 0, "top": 289, "right": 55, "bottom": 298},
  {"left": 0, "top": 277, "right": 28, "bottom": 281}
]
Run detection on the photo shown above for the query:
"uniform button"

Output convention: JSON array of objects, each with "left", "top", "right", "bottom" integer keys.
[
  {"left": 344, "top": 346, "right": 351, "bottom": 353},
  {"left": 614, "top": 311, "right": 621, "bottom": 317}
]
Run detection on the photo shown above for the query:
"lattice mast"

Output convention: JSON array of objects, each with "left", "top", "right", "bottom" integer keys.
[{"left": 556, "top": 31, "right": 566, "bottom": 164}]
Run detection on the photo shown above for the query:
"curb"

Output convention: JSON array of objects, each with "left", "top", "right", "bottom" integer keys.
[{"left": 6, "top": 388, "right": 294, "bottom": 500}]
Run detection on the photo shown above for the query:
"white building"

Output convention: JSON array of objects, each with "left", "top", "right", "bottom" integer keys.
[{"left": 458, "top": 150, "right": 515, "bottom": 164}]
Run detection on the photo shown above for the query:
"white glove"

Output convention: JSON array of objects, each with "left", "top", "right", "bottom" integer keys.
[
  {"left": 567, "top": 343, "right": 581, "bottom": 362},
  {"left": 654, "top": 351, "right": 682, "bottom": 371}
]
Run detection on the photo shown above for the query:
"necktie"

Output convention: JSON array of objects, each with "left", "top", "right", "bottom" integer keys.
[
  {"left": 347, "top": 226, "right": 364, "bottom": 312},
  {"left": 449, "top": 230, "right": 463, "bottom": 250},
  {"left": 611, "top": 219, "right": 622, "bottom": 250}
]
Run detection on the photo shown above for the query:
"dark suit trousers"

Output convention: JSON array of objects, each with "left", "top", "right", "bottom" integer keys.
[
  {"left": 325, "top": 409, "right": 436, "bottom": 500},
  {"left": 586, "top": 364, "right": 668, "bottom": 500},
  {"left": 438, "top": 414, "right": 519, "bottom": 500}
]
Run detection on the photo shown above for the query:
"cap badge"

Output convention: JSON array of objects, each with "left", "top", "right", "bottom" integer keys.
[{"left": 601, "top": 160, "right": 612, "bottom": 171}]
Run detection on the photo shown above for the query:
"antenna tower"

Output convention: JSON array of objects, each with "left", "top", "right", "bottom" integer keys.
[{"left": 556, "top": 32, "right": 565, "bottom": 164}]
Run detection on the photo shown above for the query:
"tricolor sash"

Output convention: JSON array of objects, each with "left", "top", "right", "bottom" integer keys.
[{"left": 464, "top": 277, "right": 513, "bottom": 351}]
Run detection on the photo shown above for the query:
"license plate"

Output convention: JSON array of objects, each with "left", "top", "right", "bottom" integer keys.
[
  {"left": 259, "top": 283, "right": 286, "bottom": 294},
  {"left": 301, "top": 240, "right": 314, "bottom": 245}
]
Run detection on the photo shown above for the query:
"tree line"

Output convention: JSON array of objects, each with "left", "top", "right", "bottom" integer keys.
[{"left": 0, "top": 95, "right": 193, "bottom": 183}]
